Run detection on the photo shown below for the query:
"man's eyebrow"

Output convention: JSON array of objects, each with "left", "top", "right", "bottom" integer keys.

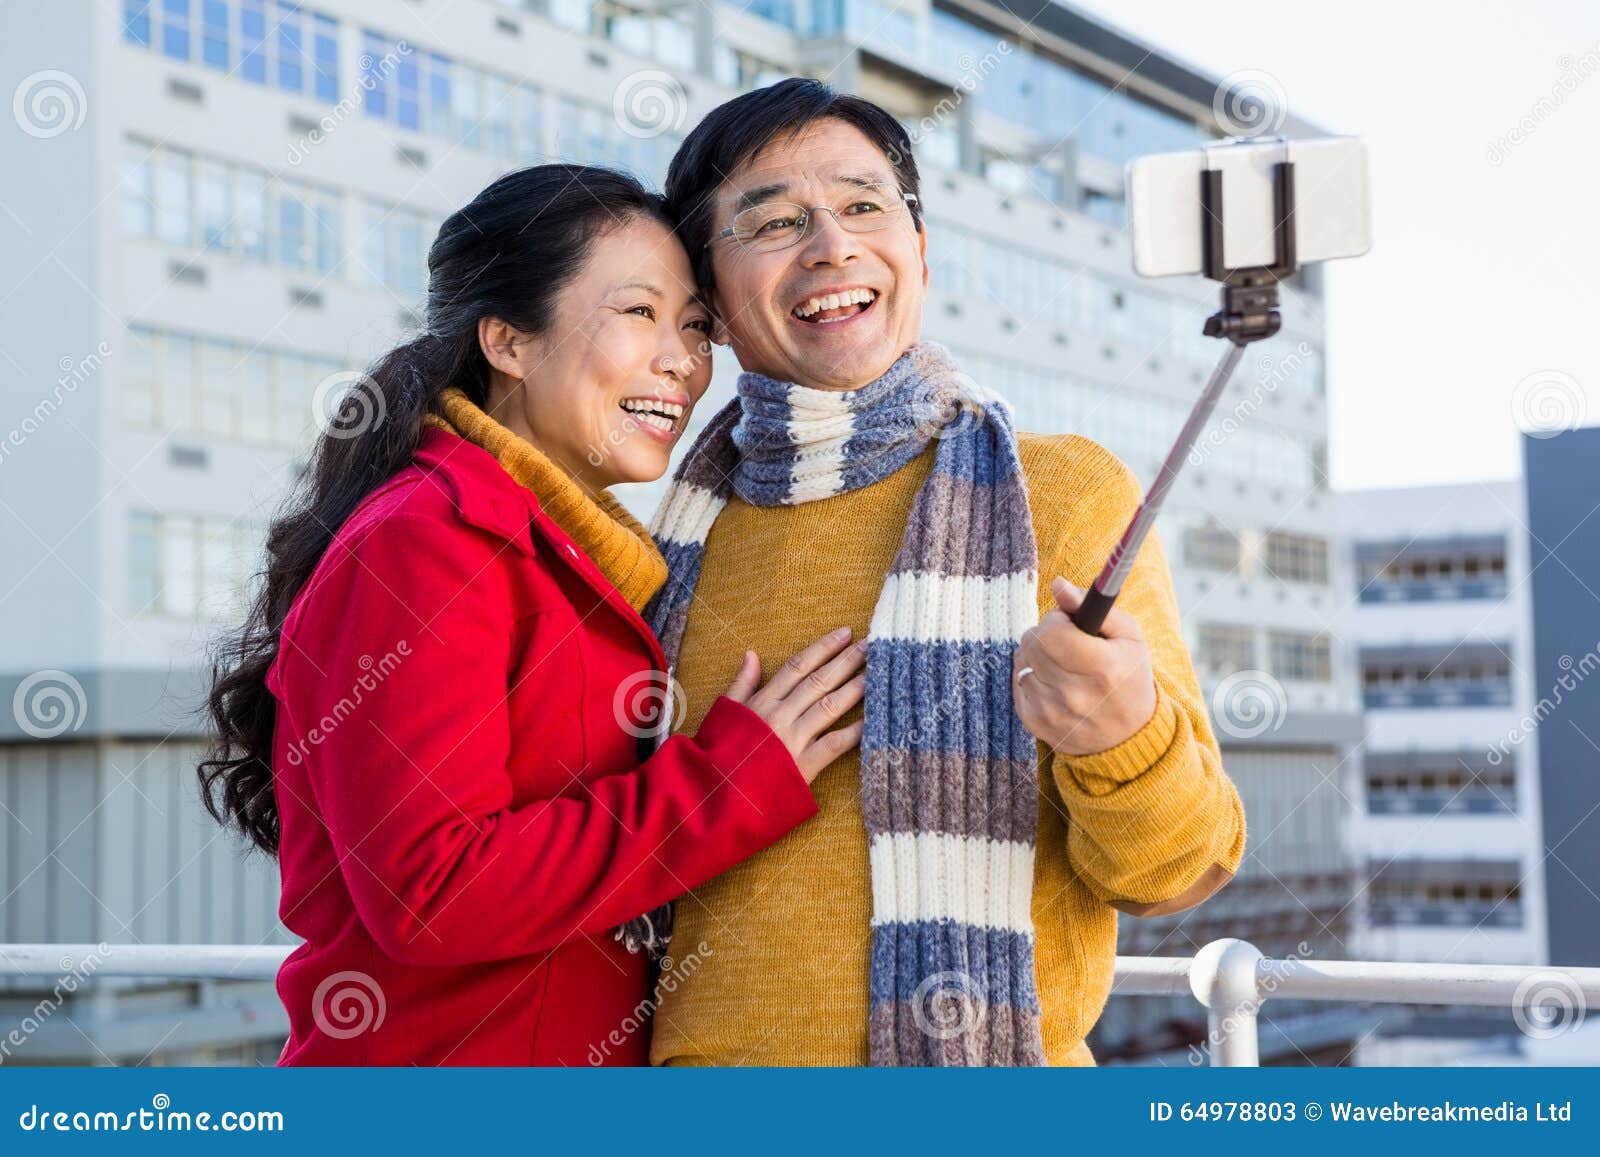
[
  {"left": 733, "top": 182, "right": 789, "bottom": 212},
  {"left": 837, "top": 172, "right": 894, "bottom": 190},
  {"left": 730, "top": 171, "right": 896, "bottom": 212}
]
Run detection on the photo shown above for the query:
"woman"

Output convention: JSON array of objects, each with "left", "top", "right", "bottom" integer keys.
[{"left": 200, "top": 164, "right": 866, "bottom": 1066}]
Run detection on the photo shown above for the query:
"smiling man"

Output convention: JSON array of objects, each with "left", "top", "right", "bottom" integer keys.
[{"left": 638, "top": 78, "right": 1246, "bottom": 1067}]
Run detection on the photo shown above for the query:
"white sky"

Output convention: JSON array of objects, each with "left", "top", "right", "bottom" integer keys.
[{"left": 1073, "top": 0, "right": 1600, "bottom": 491}]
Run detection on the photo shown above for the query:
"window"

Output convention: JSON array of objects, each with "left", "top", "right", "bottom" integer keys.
[
  {"left": 128, "top": 512, "right": 162, "bottom": 612},
  {"left": 155, "top": 151, "right": 192, "bottom": 246},
  {"left": 200, "top": 0, "right": 229, "bottom": 68},
  {"left": 1264, "top": 532, "right": 1329, "bottom": 584},
  {"left": 312, "top": 14, "right": 339, "bottom": 102},
  {"left": 123, "top": 1, "right": 341, "bottom": 100},
  {"left": 240, "top": 0, "right": 268, "bottom": 83},
  {"left": 1185, "top": 524, "right": 1241, "bottom": 573},
  {"left": 161, "top": 333, "right": 196, "bottom": 430},
  {"left": 1268, "top": 630, "right": 1332, "bottom": 683},
  {"left": 1197, "top": 623, "right": 1255, "bottom": 675},
  {"left": 361, "top": 31, "right": 388, "bottom": 117},
  {"left": 124, "top": 1, "right": 154, "bottom": 47},
  {"left": 122, "top": 151, "right": 154, "bottom": 237},
  {"left": 160, "top": 0, "right": 192, "bottom": 61},
  {"left": 120, "top": 323, "right": 337, "bottom": 450},
  {"left": 129, "top": 511, "right": 264, "bottom": 618},
  {"left": 199, "top": 159, "right": 230, "bottom": 249},
  {"left": 275, "top": 3, "right": 305, "bottom": 93},
  {"left": 127, "top": 138, "right": 339, "bottom": 275}
]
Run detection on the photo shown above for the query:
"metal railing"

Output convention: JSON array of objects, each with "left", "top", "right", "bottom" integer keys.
[{"left": 4, "top": 937, "right": 1598, "bottom": 1067}]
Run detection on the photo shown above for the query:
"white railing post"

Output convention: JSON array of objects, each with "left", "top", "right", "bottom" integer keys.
[{"left": 1189, "top": 937, "right": 1265, "bottom": 1067}]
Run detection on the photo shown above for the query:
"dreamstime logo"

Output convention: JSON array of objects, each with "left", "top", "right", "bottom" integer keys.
[
  {"left": 1188, "top": 940, "right": 1314, "bottom": 1065},
  {"left": 1210, "top": 669, "right": 1287, "bottom": 740},
  {"left": 12, "top": 670, "right": 87, "bottom": 739},
  {"left": 288, "top": 41, "right": 411, "bottom": 164},
  {"left": 0, "top": 341, "right": 112, "bottom": 468},
  {"left": 13, "top": 70, "right": 87, "bottom": 139},
  {"left": 1488, "top": 642, "right": 1600, "bottom": 766},
  {"left": 911, "top": 970, "right": 987, "bottom": 1042},
  {"left": 911, "top": 370, "right": 993, "bottom": 443},
  {"left": 894, "top": 40, "right": 1012, "bottom": 159},
  {"left": 0, "top": 942, "right": 108, "bottom": 1064},
  {"left": 587, "top": 939, "right": 713, "bottom": 1065},
  {"left": 612, "top": 669, "right": 688, "bottom": 740},
  {"left": 1487, "top": 42, "right": 1600, "bottom": 165},
  {"left": 1189, "top": 341, "right": 1313, "bottom": 467},
  {"left": 612, "top": 70, "right": 687, "bottom": 140},
  {"left": 1511, "top": 369, "right": 1586, "bottom": 439},
  {"left": 312, "top": 971, "right": 387, "bottom": 1040},
  {"left": 1512, "top": 970, "right": 1586, "bottom": 1040},
  {"left": 585, "top": 343, "right": 711, "bottom": 467},
  {"left": 1212, "top": 69, "right": 1287, "bottom": 137},
  {"left": 312, "top": 371, "right": 387, "bottom": 439},
  {"left": 283, "top": 642, "right": 412, "bottom": 766}
]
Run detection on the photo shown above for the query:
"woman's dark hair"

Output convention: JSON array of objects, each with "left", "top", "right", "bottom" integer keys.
[
  {"left": 665, "top": 77, "right": 923, "bottom": 296},
  {"left": 200, "top": 163, "right": 672, "bottom": 855}
]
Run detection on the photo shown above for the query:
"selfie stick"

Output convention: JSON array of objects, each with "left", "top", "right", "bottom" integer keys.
[{"left": 1071, "top": 159, "right": 1297, "bottom": 636}]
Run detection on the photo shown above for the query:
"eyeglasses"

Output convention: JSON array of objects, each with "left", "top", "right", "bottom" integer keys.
[{"left": 717, "top": 190, "right": 919, "bottom": 253}]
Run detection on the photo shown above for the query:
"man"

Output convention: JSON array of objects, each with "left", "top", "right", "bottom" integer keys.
[{"left": 642, "top": 78, "right": 1245, "bottom": 1066}]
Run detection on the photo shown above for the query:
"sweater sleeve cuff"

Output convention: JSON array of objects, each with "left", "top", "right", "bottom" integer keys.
[
  {"left": 693, "top": 694, "right": 819, "bottom": 830},
  {"left": 1053, "top": 680, "right": 1179, "bottom": 787}
]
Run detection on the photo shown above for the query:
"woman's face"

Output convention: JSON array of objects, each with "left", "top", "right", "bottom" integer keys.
[{"left": 484, "top": 216, "right": 714, "bottom": 491}]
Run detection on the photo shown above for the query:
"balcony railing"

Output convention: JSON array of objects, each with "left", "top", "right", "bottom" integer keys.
[{"left": 3, "top": 938, "right": 1598, "bottom": 1067}]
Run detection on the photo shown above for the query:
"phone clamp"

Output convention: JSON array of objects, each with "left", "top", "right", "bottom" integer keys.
[{"left": 1200, "top": 159, "right": 1297, "bottom": 346}]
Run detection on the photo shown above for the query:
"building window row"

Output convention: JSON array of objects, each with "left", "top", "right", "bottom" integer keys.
[
  {"left": 1183, "top": 525, "right": 1330, "bottom": 584},
  {"left": 1364, "top": 753, "right": 1517, "bottom": 816},
  {"left": 124, "top": 324, "right": 341, "bottom": 452},
  {"left": 1360, "top": 645, "right": 1514, "bottom": 708},
  {"left": 1365, "top": 860, "right": 1523, "bottom": 928},
  {"left": 122, "top": 0, "right": 340, "bottom": 102},
  {"left": 930, "top": 219, "right": 1326, "bottom": 392},
  {"left": 1357, "top": 536, "right": 1509, "bottom": 604},
  {"left": 1195, "top": 624, "right": 1334, "bottom": 685},
  {"left": 947, "top": 346, "right": 1318, "bottom": 490},
  {"left": 550, "top": 96, "right": 684, "bottom": 190},
  {"left": 358, "top": 31, "right": 545, "bottom": 164},
  {"left": 121, "top": 139, "right": 438, "bottom": 302},
  {"left": 129, "top": 508, "right": 265, "bottom": 620}
]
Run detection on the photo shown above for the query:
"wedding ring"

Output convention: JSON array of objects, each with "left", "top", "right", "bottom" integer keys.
[{"left": 1015, "top": 666, "right": 1035, "bottom": 682}]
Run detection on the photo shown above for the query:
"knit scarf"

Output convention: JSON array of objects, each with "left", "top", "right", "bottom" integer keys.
[{"left": 641, "top": 341, "right": 1046, "bottom": 1066}]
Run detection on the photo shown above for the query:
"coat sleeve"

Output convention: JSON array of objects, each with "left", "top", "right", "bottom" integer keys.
[
  {"left": 1025, "top": 435, "right": 1247, "bottom": 918},
  {"left": 270, "top": 510, "right": 818, "bottom": 966}
]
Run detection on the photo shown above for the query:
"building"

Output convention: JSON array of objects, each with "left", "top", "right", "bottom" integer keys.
[
  {"left": 0, "top": 0, "right": 1352, "bottom": 1063},
  {"left": 1338, "top": 425, "right": 1600, "bottom": 1064}
]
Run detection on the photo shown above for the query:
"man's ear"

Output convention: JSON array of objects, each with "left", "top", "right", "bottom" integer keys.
[
  {"left": 478, "top": 316, "right": 531, "bottom": 378},
  {"left": 707, "top": 290, "right": 733, "bottom": 347}
]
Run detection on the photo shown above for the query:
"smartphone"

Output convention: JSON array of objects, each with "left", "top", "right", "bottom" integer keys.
[{"left": 1126, "top": 136, "right": 1372, "bottom": 278}]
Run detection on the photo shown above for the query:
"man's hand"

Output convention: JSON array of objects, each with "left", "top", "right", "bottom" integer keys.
[{"left": 1012, "top": 576, "right": 1159, "bottom": 757}]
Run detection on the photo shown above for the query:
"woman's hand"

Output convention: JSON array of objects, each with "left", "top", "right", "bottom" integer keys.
[{"left": 723, "top": 627, "right": 867, "bottom": 783}]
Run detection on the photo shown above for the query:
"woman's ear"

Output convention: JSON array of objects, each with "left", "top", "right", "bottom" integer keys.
[{"left": 478, "top": 316, "right": 531, "bottom": 379}]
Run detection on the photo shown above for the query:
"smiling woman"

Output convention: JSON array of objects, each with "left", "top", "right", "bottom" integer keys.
[{"left": 198, "top": 163, "right": 870, "bottom": 1066}]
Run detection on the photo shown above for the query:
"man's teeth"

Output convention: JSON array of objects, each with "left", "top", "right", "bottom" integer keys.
[
  {"left": 793, "top": 288, "right": 877, "bottom": 319},
  {"left": 620, "top": 398, "right": 684, "bottom": 431}
]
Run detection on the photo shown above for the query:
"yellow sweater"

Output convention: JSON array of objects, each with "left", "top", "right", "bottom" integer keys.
[{"left": 649, "top": 432, "right": 1246, "bottom": 1066}]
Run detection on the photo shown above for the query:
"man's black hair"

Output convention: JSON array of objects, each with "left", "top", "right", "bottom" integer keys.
[{"left": 664, "top": 77, "right": 923, "bottom": 296}]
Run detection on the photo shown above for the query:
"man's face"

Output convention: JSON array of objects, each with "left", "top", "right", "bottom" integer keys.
[{"left": 704, "top": 119, "right": 929, "bottom": 392}]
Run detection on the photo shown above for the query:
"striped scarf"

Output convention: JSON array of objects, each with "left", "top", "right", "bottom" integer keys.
[{"left": 637, "top": 341, "right": 1046, "bottom": 1066}]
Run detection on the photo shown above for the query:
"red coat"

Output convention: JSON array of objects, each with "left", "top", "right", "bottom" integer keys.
[{"left": 267, "top": 426, "right": 817, "bottom": 1066}]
